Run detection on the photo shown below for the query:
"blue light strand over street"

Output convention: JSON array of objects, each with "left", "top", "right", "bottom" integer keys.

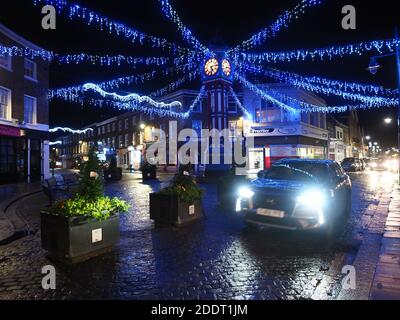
[
  {"left": 238, "top": 38, "right": 400, "bottom": 63},
  {"left": 49, "top": 127, "right": 94, "bottom": 134},
  {"left": 49, "top": 63, "right": 199, "bottom": 101},
  {"left": 158, "top": 0, "right": 210, "bottom": 55},
  {"left": 86, "top": 86, "right": 206, "bottom": 119},
  {"left": 32, "top": 0, "right": 197, "bottom": 56},
  {"left": 229, "top": 0, "right": 324, "bottom": 53},
  {"left": 234, "top": 73, "right": 297, "bottom": 113},
  {"left": 229, "top": 88, "right": 252, "bottom": 119},
  {"left": 82, "top": 83, "right": 183, "bottom": 109},
  {"left": 239, "top": 64, "right": 399, "bottom": 107}
]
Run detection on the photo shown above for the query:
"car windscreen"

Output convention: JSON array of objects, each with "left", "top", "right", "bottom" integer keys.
[
  {"left": 263, "top": 165, "right": 319, "bottom": 182},
  {"left": 342, "top": 158, "right": 355, "bottom": 163}
]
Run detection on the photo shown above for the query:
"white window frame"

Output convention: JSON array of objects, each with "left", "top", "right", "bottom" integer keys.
[
  {"left": 24, "top": 94, "right": 37, "bottom": 124},
  {"left": 0, "top": 86, "right": 12, "bottom": 120},
  {"left": 0, "top": 53, "right": 12, "bottom": 71},
  {"left": 24, "top": 58, "right": 37, "bottom": 82}
]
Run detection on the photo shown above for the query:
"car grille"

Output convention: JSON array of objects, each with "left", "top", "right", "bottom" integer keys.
[{"left": 251, "top": 190, "right": 296, "bottom": 215}]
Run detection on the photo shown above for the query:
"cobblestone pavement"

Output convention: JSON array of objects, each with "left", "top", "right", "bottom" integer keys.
[{"left": 0, "top": 171, "right": 395, "bottom": 300}]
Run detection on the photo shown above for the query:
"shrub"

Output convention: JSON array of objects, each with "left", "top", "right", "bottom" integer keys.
[
  {"left": 159, "top": 173, "right": 203, "bottom": 204},
  {"left": 50, "top": 195, "right": 129, "bottom": 220}
]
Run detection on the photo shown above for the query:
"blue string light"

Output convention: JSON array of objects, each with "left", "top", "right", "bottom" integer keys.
[
  {"left": 49, "top": 127, "right": 94, "bottom": 134},
  {"left": 82, "top": 86, "right": 206, "bottom": 119},
  {"left": 240, "top": 65, "right": 399, "bottom": 107},
  {"left": 240, "top": 65, "right": 398, "bottom": 97},
  {"left": 49, "top": 63, "right": 199, "bottom": 101},
  {"left": 238, "top": 38, "right": 400, "bottom": 63},
  {"left": 158, "top": 0, "right": 210, "bottom": 55},
  {"left": 32, "top": 0, "right": 197, "bottom": 56},
  {"left": 235, "top": 73, "right": 297, "bottom": 112},
  {"left": 82, "top": 83, "right": 183, "bottom": 109},
  {"left": 229, "top": 88, "right": 252, "bottom": 119},
  {"left": 150, "top": 70, "right": 200, "bottom": 97},
  {"left": 229, "top": 0, "right": 324, "bottom": 53}
]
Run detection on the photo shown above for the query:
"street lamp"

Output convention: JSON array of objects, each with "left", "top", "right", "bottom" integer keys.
[
  {"left": 368, "top": 28, "right": 400, "bottom": 183},
  {"left": 365, "top": 136, "right": 371, "bottom": 140},
  {"left": 384, "top": 117, "right": 393, "bottom": 124}
]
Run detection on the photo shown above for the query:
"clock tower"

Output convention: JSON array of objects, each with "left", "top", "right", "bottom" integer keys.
[{"left": 201, "top": 50, "right": 234, "bottom": 131}]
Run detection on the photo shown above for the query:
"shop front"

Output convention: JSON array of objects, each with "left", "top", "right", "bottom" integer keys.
[
  {"left": 0, "top": 124, "right": 49, "bottom": 184},
  {"left": 246, "top": 123, "right": 328, "bottom": 171}
]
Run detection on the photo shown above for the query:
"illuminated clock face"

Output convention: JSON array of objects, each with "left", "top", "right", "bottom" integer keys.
[
  {"left": 222, "top": 59, "right": 231, "bottom": 76},
  {"left": 204, "top": 58, "right": 219, "bottom": 76}
]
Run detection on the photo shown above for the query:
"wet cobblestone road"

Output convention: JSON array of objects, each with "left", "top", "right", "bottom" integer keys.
[{"left": 0, "top": 171, "right": 394, "bottom": 300}]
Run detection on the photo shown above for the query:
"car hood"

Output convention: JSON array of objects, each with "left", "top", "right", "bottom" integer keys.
[{"left": 250, "top": 178, "right": 321, "bottom": 194}]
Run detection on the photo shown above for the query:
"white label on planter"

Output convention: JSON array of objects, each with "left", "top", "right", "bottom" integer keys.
[
  {"left": 189, "top": 205, "right": 195, "bottom": 216},
  {"left": 92, "top": 228, "right": 103, "bottom": 243}
]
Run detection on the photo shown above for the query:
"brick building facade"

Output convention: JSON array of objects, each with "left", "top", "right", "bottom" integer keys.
[{"left": 0, "top": 23, "right": 50, "bottom": 184}]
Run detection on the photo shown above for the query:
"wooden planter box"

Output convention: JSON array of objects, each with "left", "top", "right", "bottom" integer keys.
[
  {"left": 142, "top": 168, "right": 157, "bottom": 180},
  {"left": 149, "top": 193, "right": 203, "bottom": 226},
  {"left": 41, "top": 212, "right": 120, "bottom": 264}
]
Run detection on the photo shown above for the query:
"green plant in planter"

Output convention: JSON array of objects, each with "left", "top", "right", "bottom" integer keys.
[
  {"left": 49, "top": 148, "right": 130, "bottom": 219},
  {"left": 50, "top": 195, "right": 129, "bottom": 220},
  {"left": 159, "top": 173, "right": 203, "bottom": 204}
]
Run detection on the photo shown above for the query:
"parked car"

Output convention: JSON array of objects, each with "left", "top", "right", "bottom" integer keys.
[
  {"left": 236, "top": 159, "right": 352, "bottom": 238},
  {"left": 341, "top": 158, "right": 362, "bottom": 172}
]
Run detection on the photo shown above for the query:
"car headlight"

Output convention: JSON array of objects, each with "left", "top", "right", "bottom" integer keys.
[
  {"left": 296, "top": 189, "right": 326, "bottom": 208},
  {"left": 238, "top": 187, "right": 254, "bottom": 198}
]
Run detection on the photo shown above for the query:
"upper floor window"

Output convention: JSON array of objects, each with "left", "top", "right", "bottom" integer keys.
[
  {"left": 24, "top": 59, "right": 37, "bottom": 81},
  {"left": 228, "top": 99, "right": 238, "bottom": 113},
  {"left": 24, "top": 95, "right": 37, "bottom": 124},
  {"left": 0, "top": 86, "right": 11, "bottom": 120},
  {"left": 118, "top": 120, "right": 122, "bottom": 131},
  {"left": 0, "top": 53, "right": 12, "bottom": 71},
  {"left": 112, "top": 122, "right": 116, "bottom": 132},
  {"left": 125, "top": 118, "right": 129, "bottom": 130}
]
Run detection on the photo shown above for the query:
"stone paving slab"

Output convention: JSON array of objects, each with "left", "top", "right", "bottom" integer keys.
[{"left": 370, "top": 186, "right": 400, "bottom": 300}]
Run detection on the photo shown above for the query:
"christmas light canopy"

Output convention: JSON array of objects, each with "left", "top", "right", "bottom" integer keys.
[{"left": 26, "top": 0, "right": 400, "bottom": 117}]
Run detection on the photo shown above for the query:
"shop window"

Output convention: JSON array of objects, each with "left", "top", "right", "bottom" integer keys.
[
  {"left": 24, "top": 58, "right": 37, "bottom": 81},
  {"left": 266, "top": 107, "right": 281, "bottom": 123},
  {"left": 0, "top": 86, "right": 11, "bottom": 120},
  {"left": 24, "top": 95, "right": 37, "bottom": 124}
]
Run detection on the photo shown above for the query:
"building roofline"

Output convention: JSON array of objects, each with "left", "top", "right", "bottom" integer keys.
[{"left": 0, "top": 23, "right": 46, "bottom": 52}]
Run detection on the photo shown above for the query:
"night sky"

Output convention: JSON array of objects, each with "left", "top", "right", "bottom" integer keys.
[{"left": 0, "top": 0, "right": 399, "bottom": 147}]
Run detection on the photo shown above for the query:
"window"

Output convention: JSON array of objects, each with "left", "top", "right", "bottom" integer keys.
[
  {"left": 125, "top": 134, "right": 129, "bottom": 147},
  {"left": 125, "top": 118, "right": 129, "bottom": 130},
  {"left": 24, "top": 59, "right": 37, "bottom": 81},
  {"left": 266, "top": 107, "right": 281, "bottom": 123},
  {"left": 112, "top": 122, "right": 116, "bottom": 132},
  {"left": 0, "top": 52, "right": 12, "bottom": 71},
  {"left": 118, "top": 121, "right": 122, "bottom": 131},
  {"left": 119, "top": 135, "right": 123, "bottom": 147},
  {"left": 107, "top": 124, "right": 111, "bottom": 133},
  {"left": 97, "top": 127, "right": 101, "bottom": 135},
  {"left": 102, "top": 126, "right": 105, "bottom": 134},
  {"left": 228, "top": 99, "right": 238, "bottom": 113},
  {"left": 0, "top": 87, "right": 11, "bottom": 120},
  {"left": 24, "top": 96, "right": 37, "bottom": 124}
]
